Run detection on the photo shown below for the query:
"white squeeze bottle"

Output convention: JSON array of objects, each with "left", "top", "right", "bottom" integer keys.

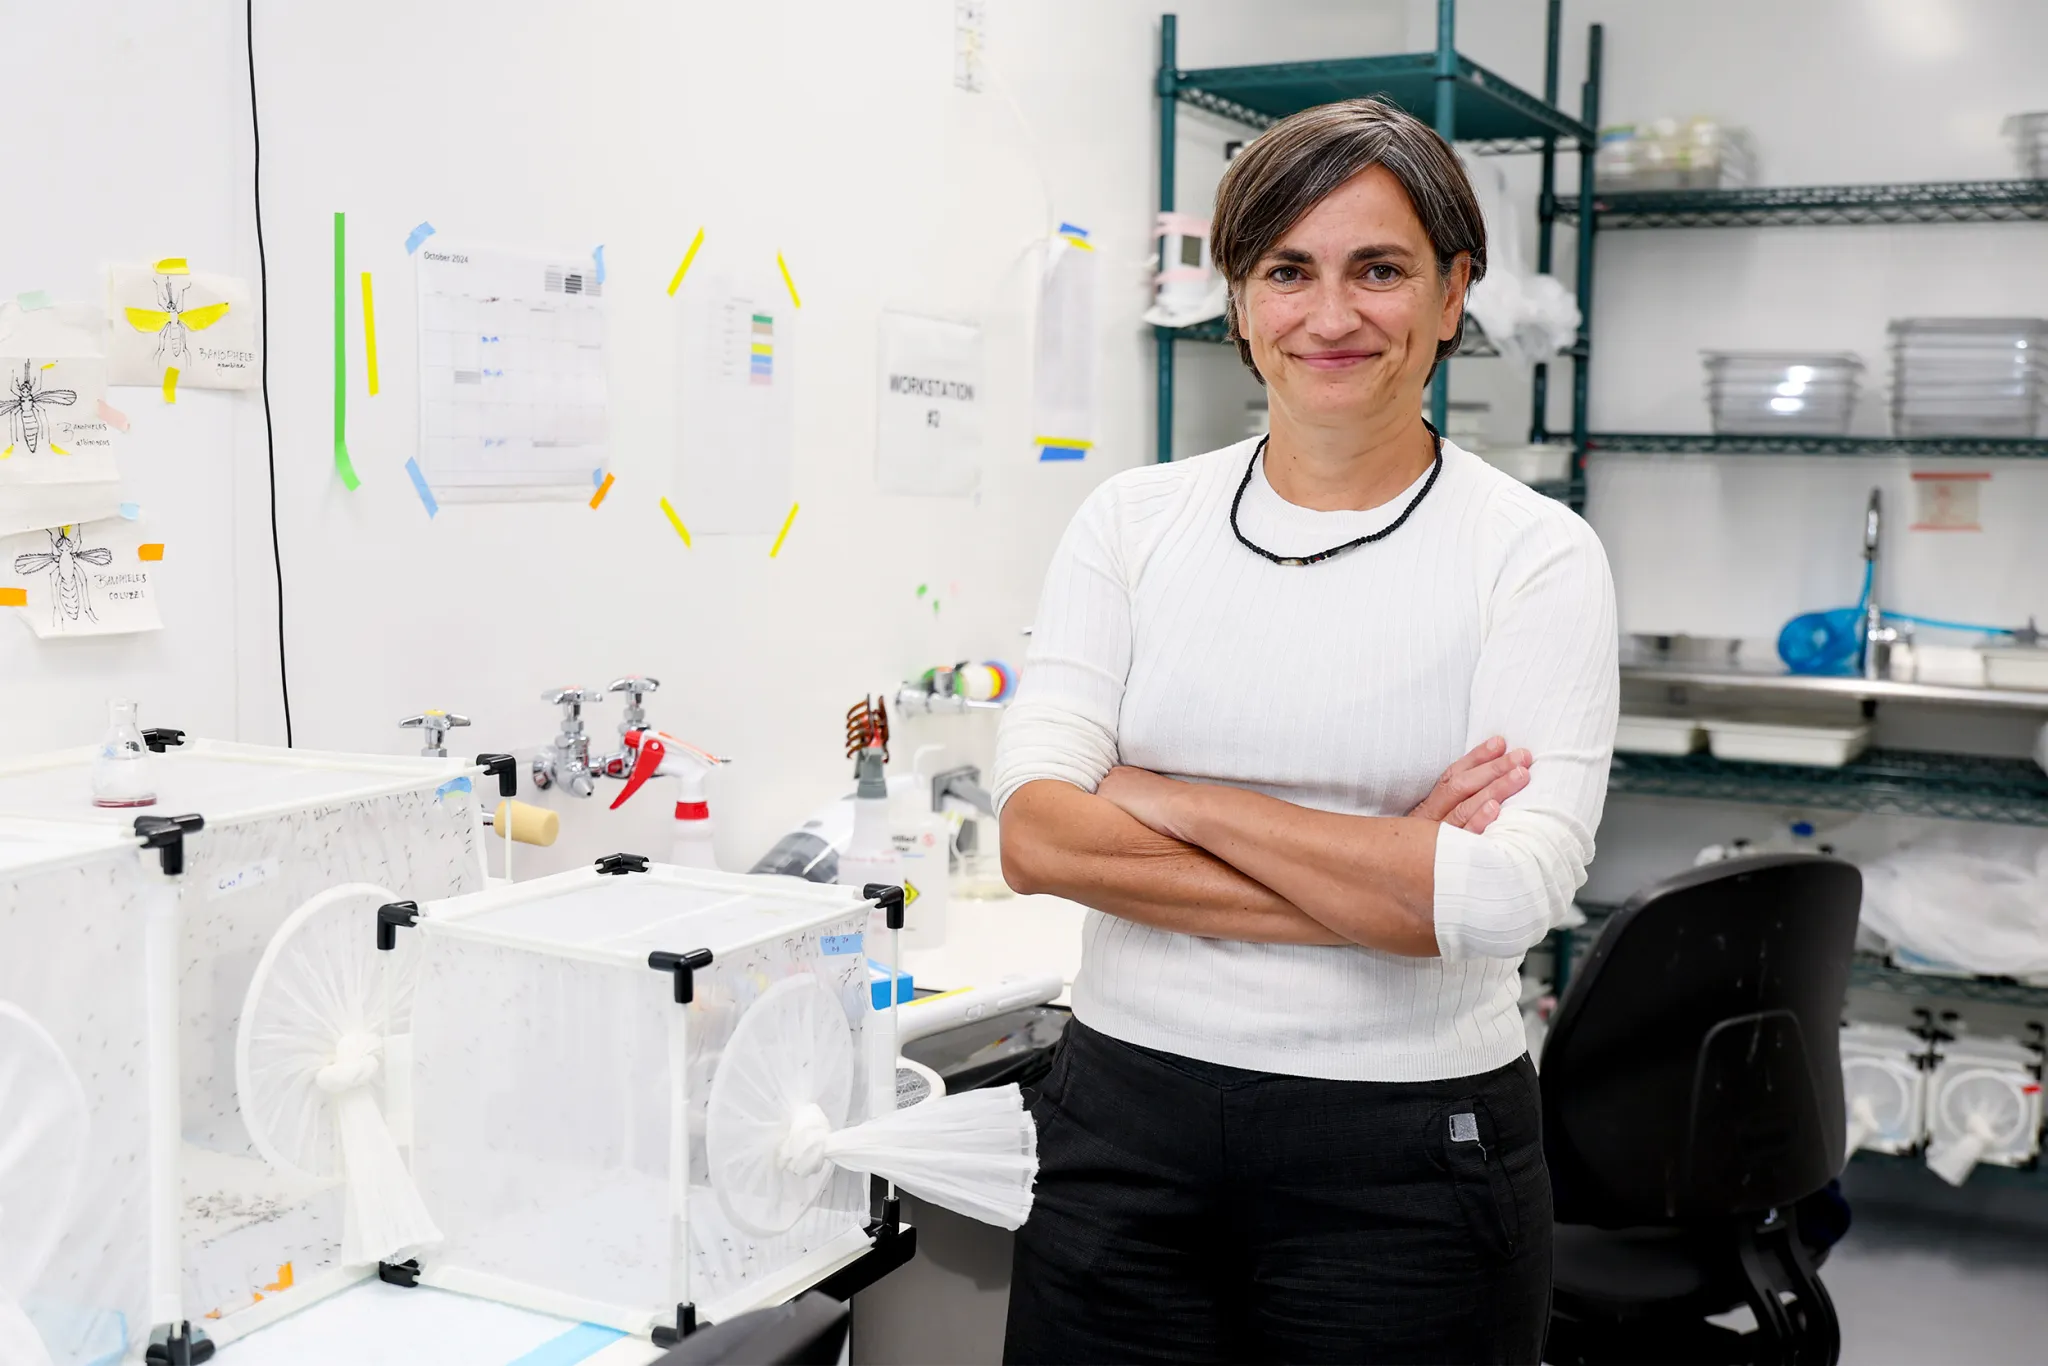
[
  {"left": 92, "top": 699, "right": 157, "bottom": 808},
  {"left": 838, "top": 746, "right": 903, "bottom": 1122}
]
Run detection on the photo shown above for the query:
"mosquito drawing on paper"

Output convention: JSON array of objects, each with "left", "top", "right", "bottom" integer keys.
[
  {"left": 0, "top": 360, "right": 77, "bottom": 456},
  {"left": 13, "top": 525, "right": 113, "bottom": 630},
  {"left": 124, "top": 275, "right": 231, "bottom": 366}
]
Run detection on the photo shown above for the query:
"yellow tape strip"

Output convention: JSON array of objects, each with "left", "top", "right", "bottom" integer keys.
[
  {"left": 1060, "top": 235, "right": 1095, "bottom": 251},
  {"left": 155, "top": 257, "right": 190, "bottom": 274},
  {"left": 360, "top": 272, "right": 380, "bottom": 396},
  {"left": 163, "top": 367, "right": 179, "bottom": 404},
  {"left": 776, "top": 251, "right": 802, "bottom": 309},
  {"left": 1, "top": 445, "right": 12, "bottom": 459},
  {"left": 138, "top": 543, "right": 165, "bottom": 561},
  {"left": 39, "top": 362, "right": 55, "bottom": 370},
  {"left": 589, "top": 472, "right": 616, "bottom": 510},
  {"left": 659, "top": 496, "right": 692, "bottom": 548},
  {"left": 1033, "top": 436, "right": 1093, "bottom": 449},
  {"left": 668, "top": 227, "right": 706, "bottom": 297},
  {"left": 49, "top": 443, "right": 68, "bottom": 455},
  {"left": 768, "top": 501, "right": 799, "bottom": 558}
]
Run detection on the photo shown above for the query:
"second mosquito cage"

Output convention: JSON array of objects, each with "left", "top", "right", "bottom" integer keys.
[
  {"left": 0, "top": 738, "right": 491, "bottom": 1344},
  {"left": 393, "top": 864, "right": 883, "bottom": 1334}
]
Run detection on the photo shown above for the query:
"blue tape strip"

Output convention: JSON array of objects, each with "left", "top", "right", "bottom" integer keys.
[
  {"left": 592, "top": 466, "right": 605, "bottom": 487},
  {"left": 405, "top": 221, "right": 437, "bottom": 254},
  {"left": 821, "top": 932, "right": 863, "bottom": 956},
  {"left": 1039, "top": 445, "right": 1087, "bottom": 462},
  {"left": 436, "top": 776, "right": 472, "bottom": 799},
  {"left": 593, "top": 244, "right": 606, "bottom": 284},
  {"left": 405, "top": 457, "right": 440, "bottom": 518},
  {"left": 118, "top": 502, "right": 141, "bottom": 520},
  {"left": 1056, "top": 221, "right": 1088, "bottom": 239},
  {"left": 17, "top": 289, "right": 54, "bottom": 311},
  {"left": 505, "top": 1323, "right": 627, "bottom": 1366}
]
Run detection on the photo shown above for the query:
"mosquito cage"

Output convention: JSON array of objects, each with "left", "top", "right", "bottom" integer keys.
[
  {"left": 0, "top": 738, "right": 490, "bottom": 1341},
  {"left": 0, "top": 819, "right": 164, "bottom": 1366},
  {"left": 398, "top": 863, "right": 880, "bottom": 1335}
]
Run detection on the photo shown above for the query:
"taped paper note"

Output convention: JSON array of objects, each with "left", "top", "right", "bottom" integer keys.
[
  {"left": 107, "top": 263, "right": 258, "bottom": 389},
  {"left": 0, "top": 303, "right": 120, "bottom": 536},
  {"left": 1031, "top": 230, "right": 1098, "bottom": 459},
  {"left": 877, "top": 313, "right": 982, "bottom": 497},
  {"left": 675, "top": 256, "right": 796, "bottom": 534},
  {"left": 1, "top": 517, "right": 163, "bottom": 638},
  {"left": 415, "top": 239, "right": 609, "bottom": 502}
]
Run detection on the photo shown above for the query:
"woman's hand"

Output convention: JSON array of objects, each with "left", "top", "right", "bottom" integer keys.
[
  {"left": 1407, "top": 737, "right": 1531, "bottom": 834},
  {"left": 1097, "top": 766, "right": 1196, "bottom": 842}
]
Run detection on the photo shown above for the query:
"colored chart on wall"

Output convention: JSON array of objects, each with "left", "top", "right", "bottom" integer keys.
[
  {"left": 414, "top": 240, "right": 609, "bottom": 502},
  {"left": 675, "top": 260, "right": 796, "bottom": 536}
]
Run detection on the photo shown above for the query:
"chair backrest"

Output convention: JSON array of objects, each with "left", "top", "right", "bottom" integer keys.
[{"left": 1541, "top": 854, "right": 1861, "bottom": 1226}]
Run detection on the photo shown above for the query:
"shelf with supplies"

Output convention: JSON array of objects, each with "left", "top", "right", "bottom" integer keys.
[
  {"left": 1605, "top": 748, "right": 2048, "bottom": 828},
  {"left": 1620, "top": 662, "right": 2048, "bottom": 714},
  {"left": 1553, "top": 178, "right": 2048, "bottom": 229},
  {"left": 1174, "top": 314, "right": 1502, "bottom": 358},
  {"left": 1550, "top": 902, "right": 2048, "bottom": 1012},
  {"left": 1588, "top": 431, "right": 2048, "bottom": 459}
]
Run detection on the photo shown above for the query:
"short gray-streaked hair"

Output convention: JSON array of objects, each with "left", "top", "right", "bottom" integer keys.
[{"left": 1210, "top": 97, "right": 1487, "bottom": 381}]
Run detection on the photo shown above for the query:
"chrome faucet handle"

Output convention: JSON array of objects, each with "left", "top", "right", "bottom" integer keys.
[
  {"left": 608, "top": 676, "right": 661, "bottom": 733},
  {"left": 1864, "top": 488, "right": 1882, "bottom": 559},
  {"left": 399, "top": 710, "right": 471, "bottom": 758}
]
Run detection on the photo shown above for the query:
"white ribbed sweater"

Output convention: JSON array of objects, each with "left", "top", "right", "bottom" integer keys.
[{"left": 992, "top": 436, "right": 1619, "bottom": 1082}]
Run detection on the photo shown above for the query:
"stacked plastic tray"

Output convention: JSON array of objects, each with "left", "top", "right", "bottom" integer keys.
[
  {"left": 1703, "top": 351, "right": 1862, "bottom": 435},
  {"left": 1889, "top": 318, "right": 2048, "bottom": 438},
  {"left": 2002, "top": 112, "right": 2048, "bottom": 179}
]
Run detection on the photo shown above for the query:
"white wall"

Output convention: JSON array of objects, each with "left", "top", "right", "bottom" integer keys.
[{"left": 1, "top": 0, "right": 1409, "bottom": 868}]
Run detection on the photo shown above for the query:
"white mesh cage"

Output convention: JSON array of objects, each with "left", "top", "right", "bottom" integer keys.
[
  {"left": 407, "top": 866, "right": 876, "bottom": 1331},
  {"left": 0, "top": 740, "right": 487, "bottom": 1336},
  {"left": 0, "top": 822, "right": 161, "bottom": 1366}
]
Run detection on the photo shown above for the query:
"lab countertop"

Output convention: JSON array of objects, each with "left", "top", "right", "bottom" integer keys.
[{"left": 901, "top": 892, "right": 1089, "bottom": 1004}]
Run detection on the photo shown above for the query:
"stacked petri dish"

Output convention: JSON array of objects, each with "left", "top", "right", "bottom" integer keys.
[
  {"left": 1889, "top": 318, "right": 2048, "bottom": 438},
  {"left": 2001, "top": 112, "right": 2048, "bottom": 179},
  {"left": 1702, "top": 351, "right": 1863, "bottom": 435}
]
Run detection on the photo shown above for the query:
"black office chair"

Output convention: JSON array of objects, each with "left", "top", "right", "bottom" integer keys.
[{"left": 1541, "top": 854, "right": 1862, "bottom": 1366}]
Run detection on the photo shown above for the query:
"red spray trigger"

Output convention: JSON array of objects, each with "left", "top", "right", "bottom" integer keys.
[{"left": 611, "top": 732, "right": 666, "bottom": 810}]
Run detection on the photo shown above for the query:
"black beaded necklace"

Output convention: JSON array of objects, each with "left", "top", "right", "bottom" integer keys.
[{"left": 1229, "top": 420, "right": 1446, "bottom": 567}]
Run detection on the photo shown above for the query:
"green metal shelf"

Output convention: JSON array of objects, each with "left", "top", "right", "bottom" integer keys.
[
  {"left": 1849, "top": 957, "right": 2048, "bottom": 1011},
  {"left": 1555, "top": 179, "right": 2048, "bottom": 229},
  {"left": 1606, "top": 748, "right": 2048, "bottom": 827},
  {"left": 1173, "top": 52, "right": 1592, "bottom": 147},
  {"left": 1588, "top": 432, "right": 2048, "bottom": 459},
  {"left": 1851, "top": 1148, "right": 2046, "bottom": 1187}
]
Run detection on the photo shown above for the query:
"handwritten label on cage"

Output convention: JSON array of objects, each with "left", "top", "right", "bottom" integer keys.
[
  {"left": 821, "top": 932, "right": 864, "bottom": 957},
  {"left": 210, "top": 858, "right": 281, "bottom": 900}
]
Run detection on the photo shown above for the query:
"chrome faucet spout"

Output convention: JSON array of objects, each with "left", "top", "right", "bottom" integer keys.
[{"left": 1861, "top": 488, "right": 1898, "bottom": 680}]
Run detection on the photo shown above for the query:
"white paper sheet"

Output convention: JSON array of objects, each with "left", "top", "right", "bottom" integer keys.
[
  {"left": 2, "top": 517, "right": 162, "bottom": 639},
  {"left": 0, "top": 303, "right": 121, "bottom": 536},
  {"left": 1030, "top": 235, "right": 1098, "bottom": 457},
  {"left": 415, "top": 241, "right": 608, "bottom": 502},
  {"left": 106, "top": 265, "right": 258, "bottom": 389},
  {"left": 675, "top": 264, "right": 797, "bottom": 535},
  {"left": 877, "top": 313, "right": 981, "bottom": 497}
]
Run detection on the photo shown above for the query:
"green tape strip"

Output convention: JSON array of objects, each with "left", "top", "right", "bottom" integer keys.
[{"left": 334, "top": 210, "right": 359, "bottom": 490}]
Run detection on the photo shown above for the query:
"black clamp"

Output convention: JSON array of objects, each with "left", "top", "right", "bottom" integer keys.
[
  {"left": 648, "top": 948, "right": 714, "bottom": 1003},
  {"left": 474, "top": 752, "right": 518, "bottom": 798},
  {"left": 650, "top": 1302, "right": 700, "bottom": 1347},
  {"left": 596, "top": 852, "right": 650, "bottom": 876},
  {"left": 376, "top": 901, "right": 420, "bottom": 951},
  {"left": 863, "top": 883, "right": 906, "bottom": 931},
  {"left": 378, "top": 1258, "right": 422, "bottom": 1288},
  {"left": 134, "top": 814, "right": 205, "bottom": 876},
  {"left": 141, "top": 727, "right": 187, "bottom": 754},
  {"left": 144, "top": 1321, "right": 215, "bottom": 1364}
]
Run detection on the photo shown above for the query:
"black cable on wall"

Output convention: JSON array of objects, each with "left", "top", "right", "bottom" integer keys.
[{"left": 246, "top": 0, "right": 293, "bottom": 745}]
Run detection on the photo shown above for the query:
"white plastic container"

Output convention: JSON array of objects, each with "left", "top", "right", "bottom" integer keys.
[
  {"left": 1614, "top": 714, "right": 1706, "bottom": 756},
  {"left": 0, "top": 739, "right": 489, "bottom": 1343},
  {"left": 1924, "top": 1038, "right": 2045, "bottom": 1185},
  {"left": 1840, "top": 1023, "right": 1928, "bottom": 1158},
  {"left": 1479, "top": 443, "right": 1573, "bottom": 485},
  {"left": 1983, "top": 647, "right": 2048, "bottom": 692},
  {"left": 0, "top": 819, "right": 164, "bottom": 1366},
  {"left": 1702, "top": 718, "right": 1870, "bottom": 767},
  {"left": 403, "top": 864, "right": 879, "bottom": 1335}
]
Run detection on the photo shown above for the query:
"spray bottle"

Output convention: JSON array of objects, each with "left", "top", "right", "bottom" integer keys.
[
  {"left": 611, "top": 730, "right": 729, "bottom": 870},
  {"left": 836, "top": 696, "right": 904, "bottom": 902}
]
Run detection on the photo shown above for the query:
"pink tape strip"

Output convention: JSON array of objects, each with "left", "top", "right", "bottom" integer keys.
[{"left": 97, "top": 398, "right": 131, "bottom": 432}]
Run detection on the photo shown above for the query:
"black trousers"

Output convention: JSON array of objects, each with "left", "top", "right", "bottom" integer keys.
[{"left": 1004, "top": 1021, "right": 1552, "bottom": 1365}]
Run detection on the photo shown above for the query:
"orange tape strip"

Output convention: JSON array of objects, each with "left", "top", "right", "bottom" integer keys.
[
  {"left": 0, "top": 588, "right": 26, "bottom": 606},
  {"left": 589, "top": 472, "right": 616, "bottom": 510},
  {"left": 138, "top": 543, "right": 165, "bottom": 561}
]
